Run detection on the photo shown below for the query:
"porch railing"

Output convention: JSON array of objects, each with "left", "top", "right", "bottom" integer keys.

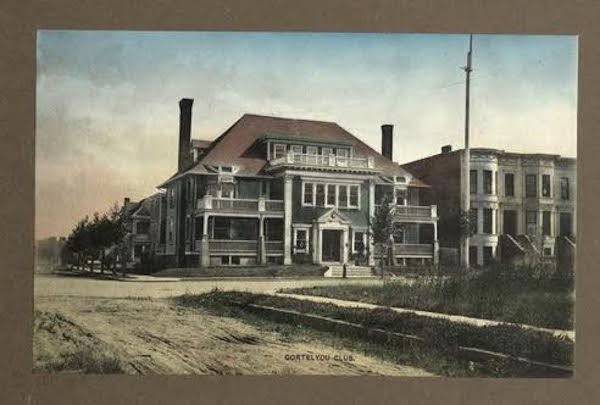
[
  {"left": 270, "top": 152, "right": 376, "bottom": 170},
  {"left": 209, "top": 239, "right": 258, "bottom": 253},
  {"left": 197, "top": 195, "right": 284, "bottom": 213},
  {"left": 394, "top": 243, "right": 433, "bottom": 256},
  {"left": 265, "top": 240, "right": 284, "bottom": 253}
]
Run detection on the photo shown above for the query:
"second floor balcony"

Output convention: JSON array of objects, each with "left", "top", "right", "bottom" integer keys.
[
  {"left": 196, "top": 195, "right": 284, "bottom": 214},
  {"left": 375, "top": 204, "right": 438, "bottom": 222},
  {"left": 269, "top": 152, "right": 379, "bottom": 172}
]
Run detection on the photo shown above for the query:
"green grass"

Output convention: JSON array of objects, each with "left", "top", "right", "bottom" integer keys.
[
  {"left": 153, "top": 264, "right": 327, "bottom": 278},
  {"left": 175, "top": 290, "right": 573, "bottom": 377},
  {"left": 283, "top": 266, "right": 574, "bottom": 330}
]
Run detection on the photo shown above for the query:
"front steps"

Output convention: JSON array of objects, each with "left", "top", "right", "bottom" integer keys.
[{"left": 324, "top": 265, "right": 375, "bottom": 278}]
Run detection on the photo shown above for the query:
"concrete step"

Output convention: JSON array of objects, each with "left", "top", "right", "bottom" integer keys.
[{"left": 324, "top": 265, "right": 375, "bottom": 278}]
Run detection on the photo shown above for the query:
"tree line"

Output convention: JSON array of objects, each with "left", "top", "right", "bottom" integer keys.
[{"left": 64, "top": 203, "right": 126, "bottom": 274}]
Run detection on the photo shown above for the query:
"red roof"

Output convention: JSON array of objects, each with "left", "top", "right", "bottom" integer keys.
[{"left": 161, "top": 114, "right": 429, "bottom": 188}]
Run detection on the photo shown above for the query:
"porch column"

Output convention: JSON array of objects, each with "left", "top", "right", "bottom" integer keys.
[
  {"left": 342, "top": 229, "right": 349, "bottom": 265},
  {"left": 312, "top": 222, "right": 319, "bottom": 264},
  {"left": 433, "top": 220, "right": 439, "bottom": 265},
  {"left": 283, "top": 175, "right": 293, "bottom": 265},
  {"left": 368, "top": 180, "right": 376, "bottom": 266},
  {"left": 258, "top": 217, "right": 266, "bottom": 265},
  {"left": 200, "top": 213, "right": 210, "bottom": 267}
]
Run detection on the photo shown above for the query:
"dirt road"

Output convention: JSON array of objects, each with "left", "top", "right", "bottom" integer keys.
[{"left": 34, "top": 295, "right": 433, "bottom": 376}]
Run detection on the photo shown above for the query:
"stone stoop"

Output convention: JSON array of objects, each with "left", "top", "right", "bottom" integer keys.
[{"left": 324, "top": 265, "right": 375, "bottom": 278}]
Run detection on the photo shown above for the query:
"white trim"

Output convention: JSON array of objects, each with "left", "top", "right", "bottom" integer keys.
[
  {"left": 301, "top": 181, "right": 315, "bottom": 207},
  {"left": 273, "top": 143, "right": 287, "bottom": 159},
  {"left": 301, "top": 180, "right": 361, "bottom": 210},
  {"left": 352, "top": 229, "right": 368, "bottom": 254},
  {"left": 291, "top": 145, "right": 303, "bottom": 154}
]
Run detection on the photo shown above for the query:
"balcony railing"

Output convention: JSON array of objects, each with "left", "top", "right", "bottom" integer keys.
[
  {"left": 196, "top": 195, "right": 284, "bottom": 213},
  {"left": 375, "top": 204, "right": 437, "bottom": 221},
  {"left": 270, "top": 152, "right": 377, "bottom": 170}
]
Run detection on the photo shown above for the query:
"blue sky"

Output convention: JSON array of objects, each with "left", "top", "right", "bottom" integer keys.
[{"left": 35, "top": 31, "right": 578, "bottom": 238}]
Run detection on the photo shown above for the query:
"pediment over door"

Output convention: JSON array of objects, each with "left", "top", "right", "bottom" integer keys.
[{"left": 316, "top": 208, "right": 352, "bottom": 226}]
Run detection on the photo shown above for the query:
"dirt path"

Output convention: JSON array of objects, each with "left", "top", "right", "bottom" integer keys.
[{"left": 34, "top": 296, "right": 434, "bottom": 376}]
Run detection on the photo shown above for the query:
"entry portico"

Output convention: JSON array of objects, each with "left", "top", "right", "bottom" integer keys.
[{"left": 311, "top": 208, "right": 352, "bottom": 265}]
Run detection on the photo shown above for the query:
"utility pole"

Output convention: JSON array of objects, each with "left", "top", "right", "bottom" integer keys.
[{"left": 460, "top": 34, "right": 473, "bottom": 268}]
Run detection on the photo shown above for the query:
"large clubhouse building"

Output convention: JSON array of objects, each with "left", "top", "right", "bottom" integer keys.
[
  {"left": 121, "top": 99, "right": 576, "bottom": 270},
  {"left": 128, "top": 99, "right": 440, "bottom": 268}
]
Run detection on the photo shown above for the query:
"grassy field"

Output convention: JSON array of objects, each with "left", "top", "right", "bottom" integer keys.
[
  {"left": 176, "top": 290, "right": 573, "bottom": 377},
  {"left": 282, "top": 266, "right": 574, "bottom": 330},
  {"left": 153, "top": 264, "right": 327, "bottom": 278}
]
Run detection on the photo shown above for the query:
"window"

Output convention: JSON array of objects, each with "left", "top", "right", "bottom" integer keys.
[
  {"left": 353, "top": 231, "right": 365, "bottom": 253},
  {"left": 469, "top": 246, "right": 478, "bottom": 266},
  {"left": 542, "top": 174, "right": 551, "bottom": 197},
  {"left": 470, "top": 208, "right": 478, "bottom": 234},
  {"left": 221, "top": 182, "right": 234, "bottom": 198},
  {"left": 303, "top": 183, "right": 314, "bottom": 206},
  {"left": 396, "top": 189, "right": 407, "bottom": 206},
  {"left": 321, "top": 147, "right": 333, "bottom": 156},
  {"left": 504, "top": 173, "right": 514, "bottom": 197},
  {"left": 560, "top": 177, "right": 570, "bottom": 200},
  {"left": 316, "top": 184, "right": 325, "bottom": 206},
  {"left": 483, "top": 170, "right": 493, "bottom": 194},
  {"left": 135, "top": 221, "right": 149, "bottom": 235},
  {"left": 336, "top": 148, "right": 348, "bottom": 166},
  {"left": 306, "top": 146, "right": 318, "bottom": 155},
  {"left": 543, "top": 248, "right": 552, "bottom": 256},
  {"left": 294, "top": 229, "right": 309, "bottom": 253},
  {"left": 169, "top": 187, "right": 176, "bottom": 208},
  {"left": 168, "top": 218, "right": 174, "bottom": 243},
  {"left": 483, "top": 208, "right": 493, "bottom": 234},
  {"left": 273, "top": 143, "right": 287, "bottom": 159},
  {"left": 349, "top": 185, "right": 359, "bottom": 208},
  {"left": 326, "top": 184, "right": 336, "bottom": 206},
  {"left": 483, "top": 246, "right": 493, "bottom": 265},
  {"left": 291, "top": 145, "right": 303, "bottom": 155},
  {"left": 525, "top": 174, "right": 537, "bottom": 197},
  {"left": 526, "top": 210, "right": 537, "bottom": 236},
  {"left": 542, "top": 211, "right": 551, "bottom": 236},
  {"left": 470, "top": 170, "right": 478, "bottom": 194},
  {"left": 338, "top": 185, "right": 348, "bottom": 208}
]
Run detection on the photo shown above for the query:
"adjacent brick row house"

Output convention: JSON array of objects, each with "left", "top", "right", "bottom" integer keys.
[
  {"left": 138, "top": 99, "right": 440, "bottom": 268},
  {"left": 402, "top": 146, "right": 577, "bottom": 266}
]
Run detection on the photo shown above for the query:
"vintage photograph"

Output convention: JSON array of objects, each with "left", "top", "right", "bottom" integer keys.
[{"left": 34, "top": 31, "right": 576, "bottom": 377}]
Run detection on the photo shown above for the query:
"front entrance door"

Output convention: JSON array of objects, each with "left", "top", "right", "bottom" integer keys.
[
  {"left": 322, "top": 230, "right": 341, "bottom": 262},
  {"left": 503, "top": 210, "right": 517, "bottom": 237}
]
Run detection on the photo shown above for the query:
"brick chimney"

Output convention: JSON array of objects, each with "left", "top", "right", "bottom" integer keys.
[
  {"left": 123, "top": 197, "right": 130, "bottom": 207},
  {"left": 178, "top": 98, "right": 194, "bottom": 172},
  {"left": 381, "top": 124, "right": 393, "bottom": 161}
]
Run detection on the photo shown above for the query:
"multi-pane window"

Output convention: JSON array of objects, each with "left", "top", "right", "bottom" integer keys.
[
  {"left": 349, "top": 185, "right": 359, "bottom": 208},
  {"left": 338, "top": 185, "right": 348, "bottom": 208},
  {"left": 561, "top": 177, "right": 570, "bottom": 200},
  {"left": 321, "top": 147, "right": 333, "bottom": 156},
  {"left": 470, "top": 208, "right": 478, "bottom": 234},
  {"left": 221, "top": 183, "right": 234, "bottom": 198},
  {"left": 326, "top": 184, "right": 336, "bottom": 206},
  {"left": 396, "top": 189, "right": 407, "bottom": 206},
  {"left": 526, "top": 210, "right": 537, "bottom": 236},
  {"left": 483, "top": 208, "right": 493, "bottom": 234},
  {"left": 542, "top": 211, "right": 551, "bottom": 236},
  {"left": 273, "top": 143, "right": 287, "bottom": 159},
  {"left": 483, "top": 170, "right": 493, "bottom": 195},
  {"left": 316, "top": 184, "right": 325, "bottom": 206},
  {"left": 295, "top": 229, "right": 308, "bottom": 252},
  {"left": 470, "top": 170, "right": 478, "bottom": 194},
  {"left": 353, "top": 231, "right": 365, "bottom": 253},
  {"left": 291, "top": 145, "right": 303, "bottom": 155},
  {"left": 542, "top": 174, "right": 551, "bottom": 197},
  {"left": 303, "top": 183, "right": 314, "bottom": 205},
  {"left": 504, "top": 173, "right": 514, "bottom": 197},
  {"left": 525, "top": 174, "right": 537, "bottom": 197}
]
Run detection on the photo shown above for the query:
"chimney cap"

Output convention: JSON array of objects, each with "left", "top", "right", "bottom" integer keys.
[{"left": 441, "top": 145, "right": 452, "bottom": 154}]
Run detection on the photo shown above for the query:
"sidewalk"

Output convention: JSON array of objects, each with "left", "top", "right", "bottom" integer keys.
[{"left": 275, "top": 292, "right": 575, "bottom": 341}]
